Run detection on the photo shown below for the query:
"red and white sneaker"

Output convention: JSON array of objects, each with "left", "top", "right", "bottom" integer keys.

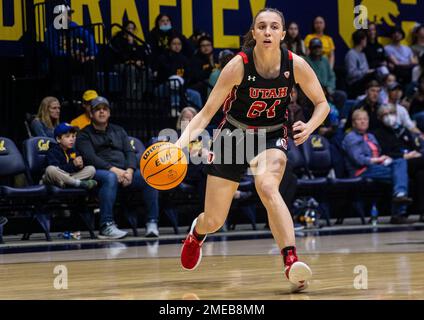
[
  {"left": 181, "top": 218, "right": 206, "bottom": 270},
  {"left": 285, "top": 261, "right": 313, "bottom": 293}
]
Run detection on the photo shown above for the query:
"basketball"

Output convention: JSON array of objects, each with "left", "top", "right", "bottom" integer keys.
[{"left": 140, "top": 142, "right": 188, "bottom": 190}]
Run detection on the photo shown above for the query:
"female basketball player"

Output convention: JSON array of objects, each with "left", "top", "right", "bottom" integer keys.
[{"left": 175, "top": 8, "right": 330, "bottom": 292}]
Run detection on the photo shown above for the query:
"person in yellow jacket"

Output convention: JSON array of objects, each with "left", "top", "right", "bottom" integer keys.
[
  {"left": 304, "top": 16, "right": 336, "bottom": 68},
  {"left": 70, "top": 90, "right": 98, "bottom": 129}
]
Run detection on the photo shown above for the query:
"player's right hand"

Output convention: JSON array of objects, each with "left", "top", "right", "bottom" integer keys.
[{"left": 293, "top": 121, "right": 312, "bottom": 146}]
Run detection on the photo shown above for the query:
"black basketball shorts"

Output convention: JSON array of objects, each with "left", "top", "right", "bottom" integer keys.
[{"left": 204, "top": 121, "right": 288, "bottom": 183}]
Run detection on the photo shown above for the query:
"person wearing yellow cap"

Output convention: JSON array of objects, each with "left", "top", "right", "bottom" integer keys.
[{"left": 70, "top": 90, "right": 98, "bottom": 129}]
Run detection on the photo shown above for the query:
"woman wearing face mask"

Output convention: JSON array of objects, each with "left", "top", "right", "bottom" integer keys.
[
  {"left": 147, "top": 13, "right": 192, "bottom": 65},
  {"left": 374, "top": 104, "right": 424, "bottom": 223}
]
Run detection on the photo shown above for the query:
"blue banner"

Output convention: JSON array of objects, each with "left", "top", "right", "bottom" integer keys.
[{"left": 1, "top": 0, "right": 423, "bottom": 62}]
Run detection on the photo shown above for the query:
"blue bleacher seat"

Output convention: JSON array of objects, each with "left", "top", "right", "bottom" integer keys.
[{"left": 0, "top": 137, "right": 49, "bottom": 242}]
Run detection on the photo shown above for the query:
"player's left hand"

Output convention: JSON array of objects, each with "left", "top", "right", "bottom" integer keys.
[{"left": 293, "top": 121, "right": 312, "bottom": 146}]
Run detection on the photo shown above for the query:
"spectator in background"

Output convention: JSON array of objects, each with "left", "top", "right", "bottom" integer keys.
[
  {"left": 110, "top": 21, "right": 151, "bottom": 99},
  {"left": 207, "top": 49, "right": 235, "bottom": 131},
  {"left": 45, "top": 5, "right": 98, "bottom": 89},
  {"left": 318, "top": 88, "right": 340, "bottom": 139},
  {"left": 342, "top": 109, "right": 412, "bottom": 224},
  {"left": 70, "top": 89, "right": 98, "bottom": 130},
  {"left": 304, "top": 16, "right": 335, "bottom": 68},
  {"left": 411, "top": 25, "right": 424, "bottom": 58},
  {"left": 318, "top": 87, "right": 346, "bottom": 178},
  {"left": 385, "top": 27, "right": 418, "bottom": 84},
  {"left": 31, "top": 96, "right": 61, "bottom": 138},
  {"left": 410, "top": 74, "right": 424, "bottom": 131},
  {"left": 42, "top": 123, "right": 97, "bottom": 190},
  {"left": 156, "top": 35, "right": 191, "bottom": 84},
  {"left": 189, "top": 35, "right": 218, "bottom": 103},
  {"left": 379, "top": 73, "right": 397, "bottom": 105},
  {"left": 188, "top": 29, "right": 210, "bottom": 53},
  {"left": 208, "top": 49, "right": 235, "bottom": 97},
  {"left": 283, "top": 22, "right": 305, "bottom": 56},
  {"left": 345, "top": 80, "right": 382, "bottom": 132},
  {"left": 155, "top": 35, "right": 202, "bottom": 110},
  {"left": 110, "top": 21, "right": 149, "bottom": 67},
  {"left": 0, "top": 216, "right": 7, "bottom": 228},
  {"left": 304, "top": 38, "right": 346, "bottom": 108},
  {"left": 374, "top": 104, "right": 424, "bottom": 222},
  {"left": 287, "top": 86, "right": 306, "bottom": 134},
  {"left": 345, "top": 30, "right": 376, "bottom": 98},
  {"left": 147, "top": 13, "right": 192, "bottom": 64},
  {"left": 385, "top": 82, "right": 423, "bottom": 137},
  {"left": 77, "top": 96, "right": 160, "bottom": 239},
  {"left": 305, "top": 38, "right": 336, "bottom": 95},
  {"left": 364, "top": 23, "right": 388, "bottom": 76},
  {"left": 412, "top": 53, "right": 424, "bottom": 83}
]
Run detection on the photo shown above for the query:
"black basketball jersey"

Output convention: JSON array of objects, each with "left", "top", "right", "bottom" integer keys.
[{"left": 222, "top": 47, "right": 295, "bottom": 128}]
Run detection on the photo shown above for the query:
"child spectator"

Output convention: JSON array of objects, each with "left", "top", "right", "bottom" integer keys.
[{"left": 42, "top": 123, "right": 97, "bottom": 190}]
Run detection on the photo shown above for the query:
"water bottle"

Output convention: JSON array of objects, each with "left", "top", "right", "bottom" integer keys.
[
  {"left": 59, "top": 231, "right": 71, "bottom": 239},
  {"left": 371, "top": 203, "right": 378, "bottom": 226}
]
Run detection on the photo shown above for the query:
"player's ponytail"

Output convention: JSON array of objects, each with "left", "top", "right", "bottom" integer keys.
[{"left": 242, "top": 8, "right": 285, "bottom": 51}]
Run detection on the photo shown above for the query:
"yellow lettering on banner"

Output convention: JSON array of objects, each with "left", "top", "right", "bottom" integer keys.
[
  {"left": 33, "top": 0, "right": 45, "bottom": 42},
  {"left": 400, "top": 0, "right": 416, "bottom": 4},
  {"left": 149, "top": 0, "right": 177, "bottom": 31},
  {"left": 181, "top": 0, "right": 193, "bottom": 38},
  {"left": 249, "top": 0, "right": 267, "bottom": 18},
  {"left": 0, "top": 0, "right": 23, "bottom": 41},
  {"left": 111, "top": 0, "right": 144, "bottom": 41},
  {"left": 212, "top": 0, "right": 239, "bottom": 49},
  {"left": 72, "top": 0, "right": 104, "bottom": 43},
  {"left": 337, "top": 0, "right": 355, "bottom": 48}
]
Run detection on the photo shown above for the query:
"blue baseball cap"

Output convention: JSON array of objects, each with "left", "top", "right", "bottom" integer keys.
[{"left": 54, "top": 122, "right": 78, "bottom": 138}]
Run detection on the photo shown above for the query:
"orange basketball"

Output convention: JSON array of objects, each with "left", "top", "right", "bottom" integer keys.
[{"left": 140, "top": 142, "right": 188, "bottom": 190}]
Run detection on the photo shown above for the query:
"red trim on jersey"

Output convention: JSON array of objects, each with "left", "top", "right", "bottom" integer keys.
[
  {"left": 288, "top": 50, "right": 293, "bottom": 60},
  {"left": 238, "top": 52, "right": 249, "bottom": 64},
  {"left": 222, "top": 87, "right": 237, "bottom": 114},
  {"left": 212, "top": 117, "right": 227, "bottom": 142}
]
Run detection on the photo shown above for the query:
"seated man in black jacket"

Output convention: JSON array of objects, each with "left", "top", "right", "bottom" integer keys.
[
  {"left": 76, "top": 97, "right": 160, "bottom": 239},
  {"left": 374, "top": 104, "right": 424, "bottom": 222}
]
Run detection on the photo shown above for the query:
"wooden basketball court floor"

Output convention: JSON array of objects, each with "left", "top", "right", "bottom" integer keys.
[{"left": 0, "top": 223, "right": 423, "bottom": 300}]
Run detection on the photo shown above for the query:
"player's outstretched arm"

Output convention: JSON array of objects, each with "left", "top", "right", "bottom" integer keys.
[
  {"left": 175, "top": 55, "right": 244, "bottom": 150},
  {"left": 292, "top": 53, "right": 330, "bottom": 146}
]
